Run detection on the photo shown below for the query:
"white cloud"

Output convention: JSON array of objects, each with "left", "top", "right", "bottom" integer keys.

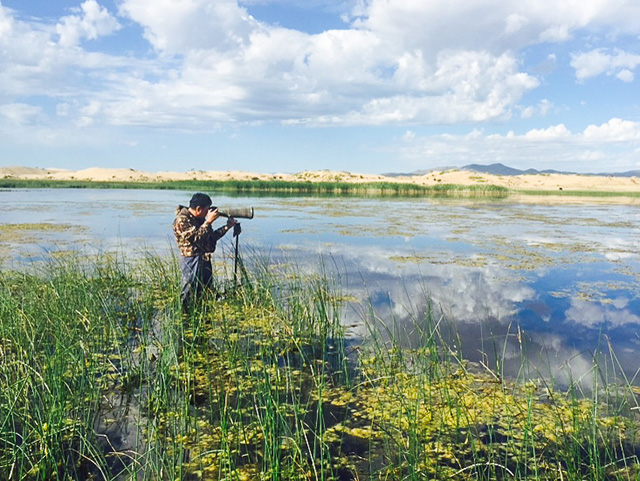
[
  {"left": 583, "top": 118, "right": 640, "bottom": 141},
  {"left": 571, "top": 48, "right": 640, "bottom": 81},
  {"left": 538, "top": 24, "right": 570, "bottom": 43},
  {"left": 571, "top": 50, "right": 612, "bottom": 79},
  {"left": 290, "top": 50, "right": 539, "bottom": 125},
  {"left": 0, "top": 6, "right": 13, "bottom": 39},
  {"left": 352, "top": 0, "right": 640, "bottom": 56},
  {"left": 56, "top": 0, "right": 121, "bottom": 47},
  {"left": 0, "top": 103, "right": 44, "bottom": 124},
  {"left": 118, "top": 0, "right": 257, "bottom": 54},
  {"left": 101, "top": 0, "right": 610, "bottom": 128},
  {"left": 402, "top": 130, "right": 416, "bottom": 141},
  {"left": 505, "top": 14, "right": 529, "bottom": 35},
  {"left": 395, "top": 118, "right": 640, "bottom": 172},
  {"left": 524, "top": 124, "right": 571, "bottom": 140},
  {"left": 616, "top": 69, "right": 634, "bottom": 82},
  {"left": 2, "top": 0, "right": 640, "bottom": 156},
  {"left": 520, "top": 99, "right": 553, "bottom": 119},
  {"left": 0, "top": 3, "right": 134, "bottom": 101}
]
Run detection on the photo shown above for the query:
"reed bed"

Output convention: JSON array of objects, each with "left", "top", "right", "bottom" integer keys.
[
  {"left": 0, "top": 178, "right": 508, "bottom": 197},
  {"left": 1, "top": 252, "right": 639, "bottom": 479}
]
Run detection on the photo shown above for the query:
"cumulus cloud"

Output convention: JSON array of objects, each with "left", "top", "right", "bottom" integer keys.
[
  {"left": 2, "top": 0, "right": 640, "bottom": 154},
  {"left": 616, "top": 69, "right": 634, "bottom": 82},
  {"left": 56, "top": 0, "right": 121, "bottom": 47},
  {"left": 396, "top": 118, "right": 640, "bottom": 172},
  {"left": 108, "top": 0, "right": 544, "bottom": 128},
  {"left": 0, "top": 6, "right": 12, "bottom": 38},
  {"left": 571, "top": 48, "right": 640, "bottom": 81},
  {"left": 583, "top": 118, "right": 640, "bottom": 141},
  {"left": 118, "top": 0, "right": 257, "bottom": 54},
  {"left": 524, "top": 124, "right": 571, "bottom": 140},
  {"left": 8, "top": 0, "right": 545, "bottom": 128},
  {"left": 351, "top": 0, "right": 640, "bottom": 56},
  {"left": 105, "top": 0, "right": 640, "bottom": 128},
  {"left": 520, "top": 99, "right": 553, "bottom": 119},
  {"left": 0, "top": 3, "right": 134, "bottom": 97}
]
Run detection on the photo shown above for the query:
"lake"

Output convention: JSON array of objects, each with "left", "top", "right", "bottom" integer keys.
[{"left": 2, "top": 188, "right": 640, "bottom": 387}]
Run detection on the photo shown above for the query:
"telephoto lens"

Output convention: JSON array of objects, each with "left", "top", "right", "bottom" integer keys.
[{"left": 216, "top": 207, "right": 254, "bottom": 219}]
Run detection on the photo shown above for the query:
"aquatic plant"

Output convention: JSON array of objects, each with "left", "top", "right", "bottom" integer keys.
[{"left": 1, "top": 251, "right": 639, "bottom": 479}]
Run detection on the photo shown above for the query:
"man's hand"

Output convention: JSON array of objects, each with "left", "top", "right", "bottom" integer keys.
[
  {"left": 226, "top": 217, "right": 237, "bottom": 228},
  {"left": 205, "top": 208, "right": 220, "bottom": 225}
]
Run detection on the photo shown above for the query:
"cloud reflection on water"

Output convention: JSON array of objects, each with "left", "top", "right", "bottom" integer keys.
[
  {"left": 273, "top": 235, "right": 640, "bottom": 387},
  {"left": 3, "top": 189, "right": 640, "bottom": 386}
]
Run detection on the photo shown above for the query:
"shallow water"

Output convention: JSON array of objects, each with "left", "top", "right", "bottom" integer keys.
[{"left": 2, "top": 188, "right": 640, "bottom": 386}]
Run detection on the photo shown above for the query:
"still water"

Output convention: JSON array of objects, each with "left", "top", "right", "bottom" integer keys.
[{"left": 2, "top": 188, "right": 640, "bottom": 386}]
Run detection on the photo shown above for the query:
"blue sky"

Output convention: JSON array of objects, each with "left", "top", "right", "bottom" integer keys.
[{"left": 1, "top": 0, "right": 639, "bottom": 174}]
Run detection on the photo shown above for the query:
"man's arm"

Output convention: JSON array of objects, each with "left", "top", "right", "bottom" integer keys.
[
  {"left": 174, "top": 215, "right": 211, "bottom": 246},
  {"left": 210, "top": 216, "right": 237, "bottom": 242}
]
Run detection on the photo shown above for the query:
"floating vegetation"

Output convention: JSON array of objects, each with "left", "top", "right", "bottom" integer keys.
[
  {"left": 0, "top": 222, "right": 84, "bottom": 234},
  {"left": 1, "top": 252, "right": 640, "bottom": 479},
  {"left": 0, "top": 224, "right": 90, "bottom": 266},
  {"left": 389, "top": 255, "right": 430, "bottom": 263},
  {"left": 0, "top": 223, "right": 89, "bottom": 250}
]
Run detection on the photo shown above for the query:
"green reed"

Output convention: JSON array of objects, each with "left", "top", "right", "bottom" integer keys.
[
  {"left": 0, "top": 178, "right": 509, "bottom": 197},
  {"left": 1, "top": 251, "right": 640, "bottom": 479},
  {"left": 7, "top": 177, "right": 640, "bottom": 199},
  {"left": 0, "top": 254, "right": 143, "bottom": 478}
]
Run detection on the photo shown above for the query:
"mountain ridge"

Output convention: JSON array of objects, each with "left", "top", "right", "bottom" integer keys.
[{"left": 384, "top": 163, "right": 640, "bottom": 178}]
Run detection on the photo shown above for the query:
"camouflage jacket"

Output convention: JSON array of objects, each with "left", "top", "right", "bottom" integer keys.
[{"left": 173, "top": 206, "right": 226, "bottom": 257}]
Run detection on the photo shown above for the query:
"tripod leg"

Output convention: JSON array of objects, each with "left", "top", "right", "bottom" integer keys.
[
  {"left": 234, "top": 232, "right": 240, "bottom": 286},
  {"left": 232, "top": 222, "right": 251, "bottom": 288}
]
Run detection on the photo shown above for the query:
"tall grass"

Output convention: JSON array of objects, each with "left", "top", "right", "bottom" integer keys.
[
  {"left": 6, "top": 177, "right": 640, "bottom": 198},
  {"left": 1, "top": 251, "right": 639, "bottom": 479},
  {"left": 0, "top": 253, "right": 152, "bottom": 478},
  {"left": 0, "top": 178, "right": 509, "bottom": 197}
]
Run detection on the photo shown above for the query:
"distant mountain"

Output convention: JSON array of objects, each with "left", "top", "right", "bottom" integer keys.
[
  {"left": 383, "top": 163, "right": 640, "bottom": 177},
  {"left": 381, "top": 166, "right": 457, "bottom": 177},
  {"left": 464, "top": 163, "right": 640, "bottom": 177},
  {"left": 601, "top": 170, "right": 640, "bottom": 177},
  {"left": 463, "top": 163, "right": 525, "bottom": 175},
  {"left": 462, "top": 163, "right": 583, "bottom": 175}
]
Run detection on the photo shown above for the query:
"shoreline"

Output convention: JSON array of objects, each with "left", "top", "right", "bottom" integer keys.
[{"left": 1, "top": 165, "right": 640, "bottom": 196}]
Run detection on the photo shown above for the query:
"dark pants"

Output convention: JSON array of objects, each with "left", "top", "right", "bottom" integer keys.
[{"left": 180, "top": 254, "right": 213, "bottom": 310}]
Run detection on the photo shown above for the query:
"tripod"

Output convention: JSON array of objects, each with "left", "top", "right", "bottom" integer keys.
[{"left": 232, "top": 222, "right": 249, "bottom": 287}]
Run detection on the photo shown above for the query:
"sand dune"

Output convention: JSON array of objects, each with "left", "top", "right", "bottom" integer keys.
[{"left": 1, "top": 165, "right": 639, "bottom": 193}]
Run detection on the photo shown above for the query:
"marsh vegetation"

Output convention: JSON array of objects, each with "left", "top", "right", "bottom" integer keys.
[
  {"left": 4, "top": 177, "right": 640, "bottom": 199},
  {"left": 0, "top": 178, "right": 510, "bottom": 197},
  {"left": 2, "top": 251, "right": 640, "bottom": 480}
]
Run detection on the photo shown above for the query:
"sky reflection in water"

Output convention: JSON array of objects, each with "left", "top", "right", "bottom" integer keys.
[{"left": 2, "top": 188, "right": 640, "bottom": 386}]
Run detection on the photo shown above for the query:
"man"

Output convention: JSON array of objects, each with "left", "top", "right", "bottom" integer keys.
[{"left": 173, "top": 193, "right": 236, "bottom": 311}]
